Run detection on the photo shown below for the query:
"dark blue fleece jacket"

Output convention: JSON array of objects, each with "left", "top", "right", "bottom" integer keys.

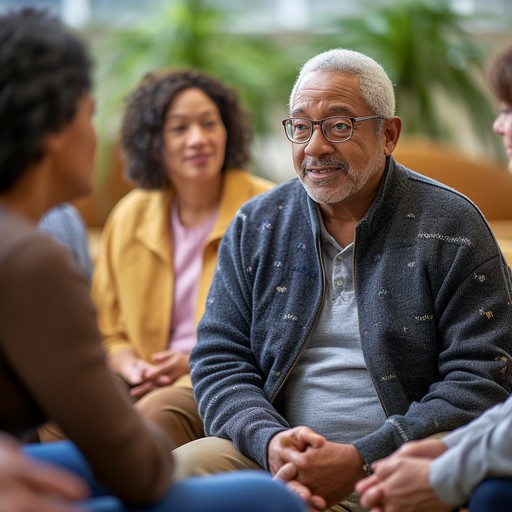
[{"left": 191, "top": 156, "right": 512, "bottom": 469}]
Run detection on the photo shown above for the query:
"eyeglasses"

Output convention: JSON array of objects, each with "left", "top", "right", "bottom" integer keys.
[{"left": 282, "top": 115, "right": 384, "bottom": 144}]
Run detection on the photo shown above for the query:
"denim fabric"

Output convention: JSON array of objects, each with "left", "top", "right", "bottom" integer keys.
[{"left": 24, "top": 441, "right": 306, "bottom": 512}]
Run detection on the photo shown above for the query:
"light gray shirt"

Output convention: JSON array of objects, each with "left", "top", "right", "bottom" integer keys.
[
  {"left": 39, "top": 203, "right": 92, "bottom": 282},
  {"left": 283, "top": 213, "right": 387, "bottom": 443},
  {"left": 430, "top": 395, "right": 512, "bottom": 507}
]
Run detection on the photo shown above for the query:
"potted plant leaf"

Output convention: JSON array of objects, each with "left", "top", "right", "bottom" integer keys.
[{"left": 318, "top": 0, "right": 504, "bottom": 161}]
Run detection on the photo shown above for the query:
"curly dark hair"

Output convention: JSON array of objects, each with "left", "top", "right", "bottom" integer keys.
[
  {"left": 0, "top": 8, "right": 92, "bottom": 191},
  {"left": 121, "top": 69, "right": 253, "bottom": 189},
  {"left": 487, "top": 45, "right": 512, "bottom": 106}
]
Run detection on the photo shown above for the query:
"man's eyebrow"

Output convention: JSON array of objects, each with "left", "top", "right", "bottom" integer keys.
[
  {"left": 290, "top": 106, "right": 356, "bottom": 117},
  {"left": 290, "top": 107, "right": 306, "bottom": 117},
  {"left": 330, "top": 106, "right": 355, "bottom": 115}
]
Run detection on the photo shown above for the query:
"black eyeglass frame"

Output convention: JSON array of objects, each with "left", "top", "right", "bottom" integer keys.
[{"left": 281, "top": 115, "right": 385, "bottom": 144}]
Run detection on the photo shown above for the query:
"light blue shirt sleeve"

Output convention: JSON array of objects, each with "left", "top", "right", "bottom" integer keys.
[
  {"left": 430, "top": 396, "right": 512, "bottom": 506},
  {"left": 39, "top": 203, "right": 92, "bottom": 282}
]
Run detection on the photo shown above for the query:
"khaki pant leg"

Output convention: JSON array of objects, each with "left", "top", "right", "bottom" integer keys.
[
  {"left": 333, "top": 493, "right": 365, "bottom": 512},
  {"left": 135, "top": 375, "right": 204, "bottom": 448},
  {"left": 172, "top": 437, "right": 263, "bottom": 479},
  {"left": 172, "top": 437, "right": 364, "bottom": 512}
]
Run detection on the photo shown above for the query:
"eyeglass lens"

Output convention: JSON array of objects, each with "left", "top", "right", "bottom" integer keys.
[{"left": 285, "top": 117, "right": 353, "bottom": 143}]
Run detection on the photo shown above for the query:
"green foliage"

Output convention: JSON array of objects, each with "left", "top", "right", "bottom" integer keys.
[
  {"left": 90, "top": 0, "right": 301, "bottom": 178},
  {"left": 89, "top": 0, "right": 506, "bottom": 180},
  {"left": 320, "top": 0, "right": 504, "bottom": 160}
]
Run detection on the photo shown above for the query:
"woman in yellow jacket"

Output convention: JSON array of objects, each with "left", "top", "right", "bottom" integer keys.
[{"left": 92, "top": 70, "right": 273, "bottom": 447}]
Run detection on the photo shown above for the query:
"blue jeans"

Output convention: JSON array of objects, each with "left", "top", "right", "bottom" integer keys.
[
  {"left": 467, "top": 477, "right": 512, "bottom": 512},
  {"left": 24, "top": 441, "right": 306, "bottom": 512}
]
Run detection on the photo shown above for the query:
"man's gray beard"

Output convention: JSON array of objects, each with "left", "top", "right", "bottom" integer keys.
[
  {"left": 297, "top": 151, "right": 383, "bottom": 205},
  {"left": 298, "top": 158, "right": 350, "bottom": 204}
]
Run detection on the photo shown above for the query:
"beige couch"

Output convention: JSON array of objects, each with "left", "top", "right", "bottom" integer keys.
[{"left": 394, "top": 139, "right": 512, "bottom": 266}]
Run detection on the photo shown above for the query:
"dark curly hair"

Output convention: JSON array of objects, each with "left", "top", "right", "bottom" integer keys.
[
  {"left": 488, "top": 45, "right": 512, "bottom": 106},
  {"left": 121, "top": 69, "right": 253, "bottom": 189},
  {"left": 0, "top": 8, "right": 92, "bottom": 191}
]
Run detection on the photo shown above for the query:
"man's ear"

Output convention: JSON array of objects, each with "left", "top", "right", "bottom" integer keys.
[{"left": 382, "top": 117, "right": 402, "bottom": 156}]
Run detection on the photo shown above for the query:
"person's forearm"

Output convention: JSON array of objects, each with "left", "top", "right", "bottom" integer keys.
[
  {"left": 430, "top": 409, "right": 512, "bottom": 507},
  {"left": 442, "top": 397, "right": 512, "bottom": 447}
]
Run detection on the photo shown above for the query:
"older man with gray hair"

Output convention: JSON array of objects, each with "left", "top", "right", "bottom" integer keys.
[{"left": 173, "top": 48, "right": 512, "bottom": 512}]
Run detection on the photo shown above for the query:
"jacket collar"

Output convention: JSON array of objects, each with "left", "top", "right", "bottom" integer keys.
[
  {"left": 134, "top": 189, "right": 173, "bottom": 265},
  {"left": 357, "top": 155, "right": 408, "bottom": 235},
  {"left": 210, "top": 169, "right": 251, "bottom": 241},
  {"left": 133, "top": 169, "right": 255, "bottom": 262}
]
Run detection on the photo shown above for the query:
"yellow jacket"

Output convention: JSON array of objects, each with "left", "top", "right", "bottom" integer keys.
[{"left": 91, "top": 169, "right": 274, "bottom": 362}]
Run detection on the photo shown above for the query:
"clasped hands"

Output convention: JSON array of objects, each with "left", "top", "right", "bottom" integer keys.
[
  {"left": 114, "top": 349, "right": 190, "bottom": 399},
  {"left": 269, "top": 426, "right": 366, "bottom": 511},
  {"left": 355, "top": 438, "right": 452, "bottom": 512}
]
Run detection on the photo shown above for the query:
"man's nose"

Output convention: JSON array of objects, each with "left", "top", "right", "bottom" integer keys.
[{"left": 304, "top": 125, "right": 334, "bottom": 156}]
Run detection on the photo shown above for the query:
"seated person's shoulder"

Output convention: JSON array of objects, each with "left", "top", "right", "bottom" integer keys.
[
  {"left": 1, "top": 225, "right": 77, "bottom": 281},
  {"left": 39, "top": 203, "right": 86, "bottom": 232},
  {"left": 238, "top": 171, "right": 275, "bottom": 194},
  {"left": 0, "top": 223, "right": 88, "bottom": 326},
  {"left": 104, "top": 187, "right": 166, "bottom": 231},
  {"left": 244, "top": 178, "right": 302, "bottom": 208},
  {"left": 0, "top": 209, "right": 53, "bottom": 263}
]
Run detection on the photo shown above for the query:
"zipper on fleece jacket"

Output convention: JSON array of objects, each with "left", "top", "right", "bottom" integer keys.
[{"left": 270, "top": 233, "right": 326, "bottom": 404}]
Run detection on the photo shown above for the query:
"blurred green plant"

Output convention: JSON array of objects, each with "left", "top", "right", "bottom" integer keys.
[
  {"left": 88, "top": 0, "right": 506, "bottom": 185},
  {"left": 90, "top": 0, "right": 301, "bottom": 180},
  {"left": 320, "top": 0, "right": 504, "bottom": 161}
]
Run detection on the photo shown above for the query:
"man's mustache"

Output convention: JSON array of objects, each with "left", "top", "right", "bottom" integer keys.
[{"left": 301, "top": 159, "right": 349, "bottom": 172}]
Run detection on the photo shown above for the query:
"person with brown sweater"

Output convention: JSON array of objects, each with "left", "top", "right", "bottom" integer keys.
[{"left": 0, "top": 7, "right": 305, "bottom": 512}]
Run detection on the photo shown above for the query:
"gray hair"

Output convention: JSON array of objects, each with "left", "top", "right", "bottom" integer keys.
[{"left": 289, "top": 48, "right": 395, "bottom": 118}]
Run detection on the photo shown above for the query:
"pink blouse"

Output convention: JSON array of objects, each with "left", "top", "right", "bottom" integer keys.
[{"left": 169, "top": 200, "right": 218, "bottom": 353}]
